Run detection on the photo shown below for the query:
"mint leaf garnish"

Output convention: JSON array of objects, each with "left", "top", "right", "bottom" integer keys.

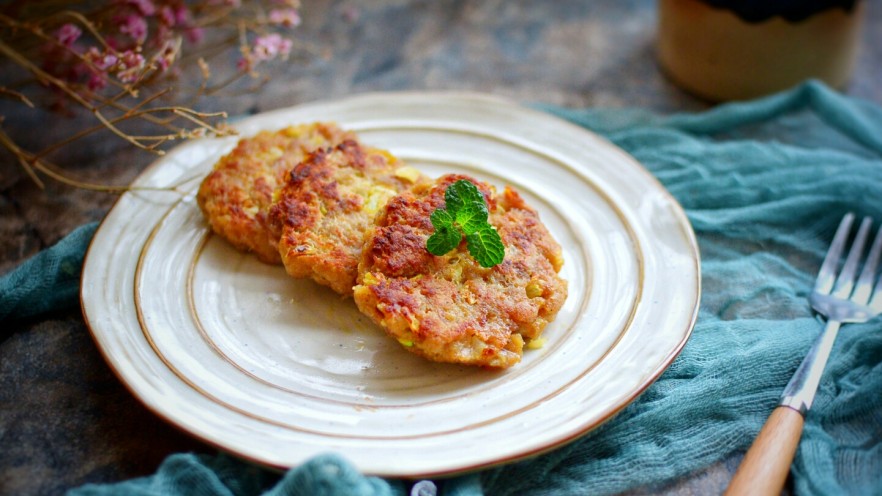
[
  {"left": 446, "top": 179, "right": 484, "bottom": 214},
  {"left": 427, "top": 209, "right": 461, "bottom": 255},
  {"left": 426, "top": 179, "right": 505, "bottom": 267},
  {"left": 444, "top": 180, "right": 468, "bottom": 217},
  {"left": 465, "top": 227, "right": 505, "bottom": 268},
  {"left": 447, "top": 179, "right": 488, "bottom": 234}
]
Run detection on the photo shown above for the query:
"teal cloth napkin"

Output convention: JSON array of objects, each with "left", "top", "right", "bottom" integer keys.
[
  {"left": 3, "top": 81, "right": 880, "bottom": 495},
  {"left": 0, "top": 221, "right": 97, "bottom": 324}
]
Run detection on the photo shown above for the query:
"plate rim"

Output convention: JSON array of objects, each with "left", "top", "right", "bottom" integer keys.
[{"left": 80, "top": 90, "right": 701, "bottom": 477}]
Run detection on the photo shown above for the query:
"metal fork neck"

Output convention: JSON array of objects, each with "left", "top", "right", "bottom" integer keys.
[
  {"left": 778, "top": 319, "right": 842, "bottom": 416},
  {"left": 810, "top": 293, "right": 876, "bottom": 323}
]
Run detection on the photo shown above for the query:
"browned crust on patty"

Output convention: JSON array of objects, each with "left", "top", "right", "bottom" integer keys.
[
  {"left": 268, "top": 140, "right": 425, "bottom": 296},
  {"left": 354, "top": 174, "right": 567, "bottom": 368},
  {"left": 196, "top": 123, "right": 356, "bottom": 264}
]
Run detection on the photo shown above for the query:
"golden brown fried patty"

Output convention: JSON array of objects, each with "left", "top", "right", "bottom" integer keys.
[
  {"left": 353, "top": 174, "right": 567, "bottom": 368},
  {"left": 197, "top": 123, "right": 356, "bottom": 264},
  {"left": 268, "top": 140, "right": 425, "bottom": 296}
]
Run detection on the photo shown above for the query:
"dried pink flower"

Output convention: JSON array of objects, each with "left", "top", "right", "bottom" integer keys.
[
  {"left": 269, "top": 8, "right": 301, "bottom": 27},
  {"left": 185, "top": 27, "right": 204, "bottom": 44},
  {"left": 56, "top": 24, "right": 82, "bottom": 47},
  {"left": 154, "top": 42, "right": 177, "bottom": 71},
  {"left": 128, "top": 0, "right": 156, "bottom": 16},
  {"left": 116, "top": 50, "right": 146, "bottom": 83},
  {"left": 119, "top": 14, "right": 148, "bottom": 44},
  {"left": 85, "top": 47, "right": 119, "bottom": 71},
  {"left": 119, "top": 50, "right": 145, "bottom": 68},
  {"left": 173, "top": 5, "right": 192, "bottom": 25},
  {"left": 88, "top": 73, "right": 108, "bottom": 91},
  {"left": 159, "top": 6, "right": 176, "bottom": 26},
  {"left": 252, "top": 33, "right": 292, "bottom": 62},
  {"left": 105, "top": 36, "right": 122, "bottom": 51}
]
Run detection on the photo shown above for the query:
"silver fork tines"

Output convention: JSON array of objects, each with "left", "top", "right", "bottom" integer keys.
[
  {"left": 855, "top": 222, "right": 882, "bottom": 306},
  {"left": 783, "top": 213, "right": 882, "bottom": 414},
  {"left": 810, "top": 215, "right": 882, "bottom": 323},
  {"left": 831, "top": 216, "right": 871, "bottom": 299}
]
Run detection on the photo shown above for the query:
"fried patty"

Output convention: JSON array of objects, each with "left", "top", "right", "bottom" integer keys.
[
  {"left": 353, "top": 174, "right": 567, "bottom": 368},
  {"left": 268, "top": 140, "right": 425, "bottom": 296},
  {"left": 197, "top": 123, "right": 356, "bottom": 264}
]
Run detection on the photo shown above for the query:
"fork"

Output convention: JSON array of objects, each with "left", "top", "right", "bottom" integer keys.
[{"left": 725, "top": 213, "right": 882, "bottom": 496}]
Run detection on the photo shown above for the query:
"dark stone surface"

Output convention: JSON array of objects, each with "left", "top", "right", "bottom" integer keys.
[
  {"left": 1, "top": 314, "right": 208, "bottom": 495},
  {"left": 1, "top": 1, "right": 879, "bottom": 494}
]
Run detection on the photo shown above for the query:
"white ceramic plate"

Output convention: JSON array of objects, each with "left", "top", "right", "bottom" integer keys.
[{"left": 81, "top": 92, "right": 700, "bottom": 478}]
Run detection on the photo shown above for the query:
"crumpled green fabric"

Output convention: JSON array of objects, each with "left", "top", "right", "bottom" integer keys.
[
  {"left": 68, "top": 454, "right": 406, "bottom": 496},
  {"left": 3, "top": 81, "right": 880, "bottom": 495},
  {"left": 0, "top": 221, "right": 97, "bottom": 325}
]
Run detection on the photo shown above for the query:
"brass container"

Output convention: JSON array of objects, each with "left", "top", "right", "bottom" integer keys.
[{"left": 657, "top": 0, "right": 865, "bottom": 101}]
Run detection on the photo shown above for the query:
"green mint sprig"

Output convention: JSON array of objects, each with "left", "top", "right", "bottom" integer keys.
[{"left": 426, "top": 179, "right": 504, "bottom": 268}]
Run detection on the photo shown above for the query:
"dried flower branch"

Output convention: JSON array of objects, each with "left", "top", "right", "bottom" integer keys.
[{"left": 0, "top": 0, "right": 306, "bottom": 191}]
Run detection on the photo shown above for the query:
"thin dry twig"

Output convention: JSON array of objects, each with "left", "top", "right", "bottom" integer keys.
[{"left": 0, "top": 86, "right": 35, "bottom": 107}]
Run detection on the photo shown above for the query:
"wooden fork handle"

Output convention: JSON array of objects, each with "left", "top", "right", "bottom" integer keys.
[{"left": 724, "top": 406, "right": 805, "bottom": 496}]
